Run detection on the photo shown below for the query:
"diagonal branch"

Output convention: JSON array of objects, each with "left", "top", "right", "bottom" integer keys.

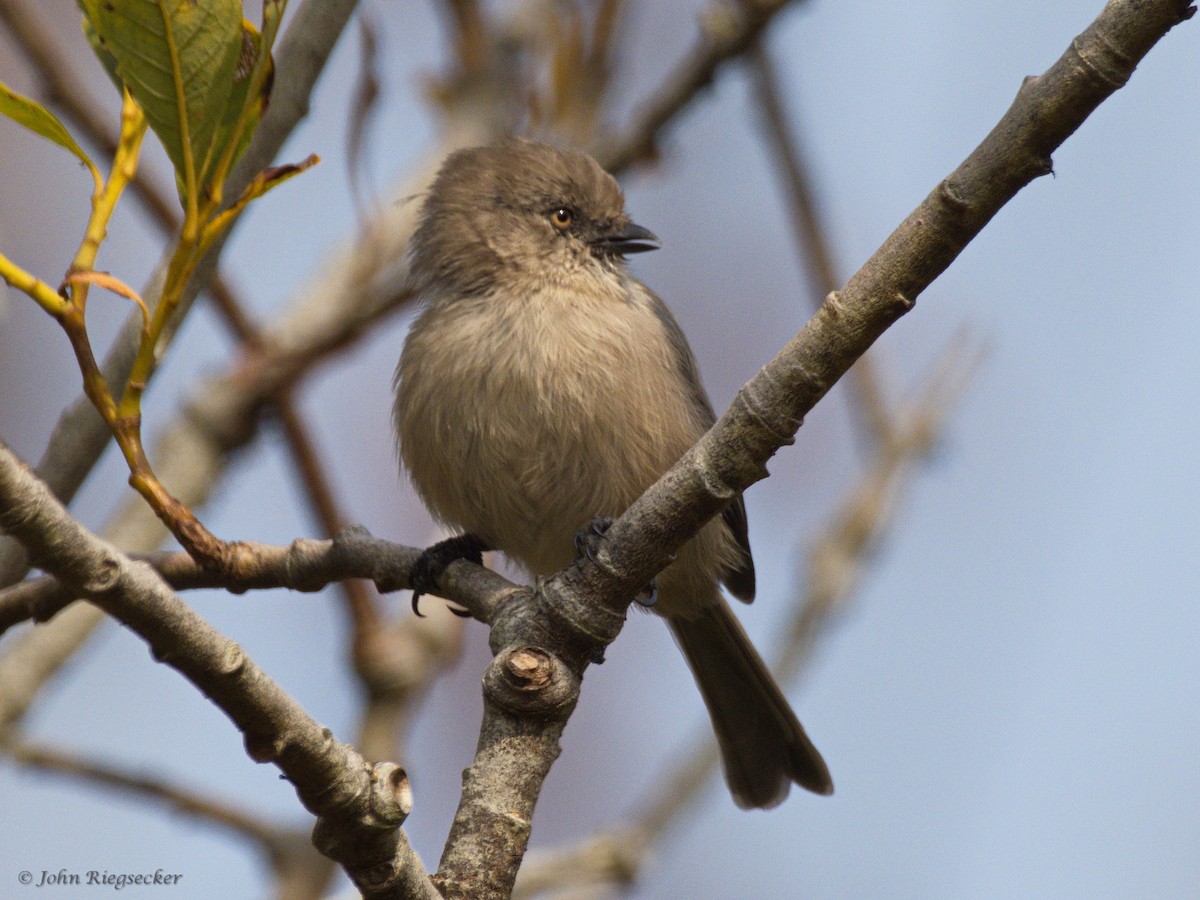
[
  {"left": 0, "top": 442, "right": 437, "bottom": 900},
  {"left": 513, "top": 338, "right": 980, "bottom": 897},
  {"left": 3, "top": 736, "right": 290, "bottom": 853},
  {"left": 748, "top": 39, "right": 892, "bottom": 449},
  {"left": 427, "top": 1, "right": 1194, "bottom": 893},
  {"left": 594, "top": 0, "right": 808, "bottom": 173},
  {"left": 577, "top": 0, "right": 1194, "bottom": 611}
]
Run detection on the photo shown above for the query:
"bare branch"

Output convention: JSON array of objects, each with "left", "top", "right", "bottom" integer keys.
[
  {"left": 439, "top": 1, "right": 1194, "bottom": 890},
  {"left": 514, "top": 337, "right": 980, "bottom": 897},
  {"left": 0, "top": 443, "right": 436, "bottom": 899},
  {"left": 0, "top": 528, "right": 519, "bottom": 634},
  {"left": 594, "top": 0, "right": 806, "bottom": 173},
  {"left": 3, "top": 736, "right": 289, "bottom": 853},
  {"left": 577, "top": 0, "right": 1194, "bottom": 613}
]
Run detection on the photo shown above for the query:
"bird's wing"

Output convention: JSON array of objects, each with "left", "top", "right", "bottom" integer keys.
[{"left": 642, "top": 285, "right": 756, "bottom": 603}]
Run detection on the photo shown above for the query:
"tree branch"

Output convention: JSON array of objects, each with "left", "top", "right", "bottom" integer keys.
[
  {"left": 594, "top": 0, "right": 807, "bottom": 173},
  {"left": 430, "top": 1, "right": 1194, "bottom": 892},
  {"left": 2, "top": 736, "right": 290, "bottom": 854},
  {"left": 0, "top": 528, "right": 519, "bottom": 634},
  {"left": 0, "top": 0, "right": 363, "bottom": 589},
  {"left": 0, "top": 443, "right": 437, "bottom": 899},
  {"left": 513, "top": 337, "right": 980, "bottom": 897},
  {"left": 579, "top": 0, "right": 1194, "bottom": 611}
]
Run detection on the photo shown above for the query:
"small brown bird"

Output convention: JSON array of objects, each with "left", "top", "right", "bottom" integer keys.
[{"left": 394, "top": 139, "right": 832, "bottom": 807}]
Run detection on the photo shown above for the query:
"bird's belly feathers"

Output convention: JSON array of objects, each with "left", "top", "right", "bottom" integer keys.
[{"left": 396, "top": 285, "right": 708, "bottom": 579}]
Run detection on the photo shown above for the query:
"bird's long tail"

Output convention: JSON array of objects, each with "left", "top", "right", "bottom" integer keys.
[{"left": 669, "top": 600, "right": 833, "bottom": 808}]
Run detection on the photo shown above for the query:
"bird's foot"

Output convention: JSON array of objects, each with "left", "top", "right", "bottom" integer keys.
[
  {"left": 572, "top": 516, "right": 657, "bottom": 608},
  {"left": 410, "top": 533, "right": 488, "bottom": 617}
]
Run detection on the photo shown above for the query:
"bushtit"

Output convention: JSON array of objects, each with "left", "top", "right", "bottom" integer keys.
[{"left": 394, "top": 139, "right": 832, "bottom": 808}]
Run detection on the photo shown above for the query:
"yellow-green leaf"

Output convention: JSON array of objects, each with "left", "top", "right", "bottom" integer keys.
[
  {"left": 79, "top": 0, "right": 243, "bottom": 199},
  {"left": 0, "top": 81, "right": 96, "bottom": 174},
  {"left": 201, "top": 153, "right": 319, "bottom": 250}
]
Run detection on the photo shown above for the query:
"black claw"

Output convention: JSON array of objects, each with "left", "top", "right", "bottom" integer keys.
[
  {"left": 574, "top": 516, "right": 658, "bottom": 607},
  {"left": 409, "top": 533, "right": 489, "bottom": 618},
  {"left": 635, "top": 579, "right": 658, "bottom": 609},
  {"left": 573, "top": 516, "right": 614, "bottom": 565}
]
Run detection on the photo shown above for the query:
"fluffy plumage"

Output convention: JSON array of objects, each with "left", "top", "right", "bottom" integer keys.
[{"left": 394, "top": 139, "right": 832, "bottom": 807}]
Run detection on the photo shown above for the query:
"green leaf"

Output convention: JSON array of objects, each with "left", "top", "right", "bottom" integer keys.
[
  {"left": 206, "top": 18, "right": 273, "bottom": 179},
  {"left": 0, "top": 81, "right": 96, "bottom": 174},
  {"left": 80, "top": 0, "right": 243, "bottom": 198}
]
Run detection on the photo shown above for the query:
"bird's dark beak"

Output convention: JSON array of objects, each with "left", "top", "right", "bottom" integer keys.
[{"left": 592, "top": 222, "right": 660, "bottom": 256}]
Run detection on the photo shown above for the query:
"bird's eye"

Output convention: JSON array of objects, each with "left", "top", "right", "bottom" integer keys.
[{"left": 549, "top": 207, "right": 574, "bottom": 230}]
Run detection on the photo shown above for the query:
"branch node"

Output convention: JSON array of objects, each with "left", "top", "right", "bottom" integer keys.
[
  {"left": 1070, "top": 34, "right": 1132, "bottom": 89},
  {"left": 482, "top": 646, "right": 578, "bottom": 719},
  {"left": 218, "top": 641, "right": 249, "bottom": 677},
  {"left": 83, "top": 554, "right": 122, "bottom": 594},
  {"left": 695, "top": 456, "right": 737, "bottom": 503},
  {"left": 822, "top": 288, "right": 847, "bottom": 320},
  {"left": 735, "top": 370, "right": 801, "bottom": 446},
  {"left": 937, "top": 177, "right": 970, "bottom": 212},
  {"left": 377, "top": 763, "right": 414, "bottom": 820},
  {"left": 244, "top": 732, "right": 283, "bottom": 764}
]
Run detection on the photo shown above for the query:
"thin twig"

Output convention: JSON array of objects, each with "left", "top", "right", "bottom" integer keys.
[
  {"left": 0, "top": 0, "right": 364, "bottom": 731},
  {"left": 0, "top": 0, "right": 365, "bottom": 590},
  {"left": 0, "top": 0, "right": 255, "bottom": 347},
  {"left": 0, "top": 530, "right": 516, "bottom": 635},
  {"left": 3, "top": 736, "right": 290, "bottom": 853},
  {"left": 595, "top": 0, "right": 807, "bottom": 173}
]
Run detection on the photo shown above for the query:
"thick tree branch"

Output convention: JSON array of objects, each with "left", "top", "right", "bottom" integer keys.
[
  {"left": 0, "top": 4, "right": 1188, "bottom": 896},
  {"left": 0, "top": 443, "right": 437, "bottom": 899},
  {"left": 514, "top": 339, "right": 979, "bottom": 897},
  {"left": 429, "top": 1, "right": 1194, "bottom": 892},
  {"left": 577, "top": 0, "right": 1194, "bottom": 612}
]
